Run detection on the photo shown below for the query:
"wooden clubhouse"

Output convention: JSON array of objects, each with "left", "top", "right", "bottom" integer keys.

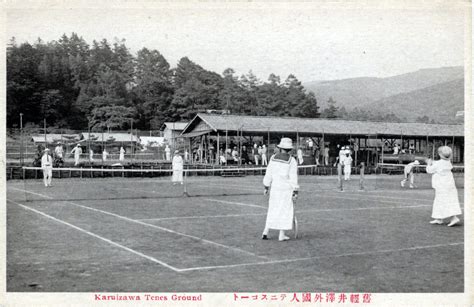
[{"left": 179, "top": 113, "right": 464, "bottom": 165}]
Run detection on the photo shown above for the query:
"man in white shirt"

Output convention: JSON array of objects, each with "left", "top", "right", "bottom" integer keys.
[
  {"left": 297, "top": 147, "right": 304, "bottom": 165},
  {"left": 231, "top": 147, "right": 239, "bottom": 164},
  {"left": 401, "top": 160, "right": 420, "bottom": 188},
  {"left": 54, "top": 143, "right": 63, "bottom": 159},
  {"left": 393, "top": 143, "right": 400, "bottom": 155},
  {"left": 41, "top": 148, "right": 53, "bottom": 187},
  {"left": 102, "top": 149, "right": 108, "bottom": 162},
  {"left": 71, "top": 144, "right": 82, "bottom": 166},
  {"left": 261, "top": 144, "right": 268, "bottom": 166},
  {"left": 343, "top": 150, "right": 353, "bottom": 180},
  {"left": 165, "top": 145, "right": 171, "bottom": 161},
  {"left": 323, "top": 146, "right": 330, "bottom": 166}
]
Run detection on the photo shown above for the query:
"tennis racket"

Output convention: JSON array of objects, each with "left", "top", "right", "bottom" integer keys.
[{"left": 293, "top": 198, "right": 298, "bottom": 239}]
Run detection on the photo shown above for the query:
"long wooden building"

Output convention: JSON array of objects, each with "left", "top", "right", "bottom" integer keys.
[{"left": 179, "top": 113, "right": 464, "bottom": 165}]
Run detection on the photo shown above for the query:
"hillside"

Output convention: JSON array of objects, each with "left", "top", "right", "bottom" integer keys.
[
  {"left": 303, "top": 66, "right": 464, "bottom": 110},
  {"left": 361, "top": 78, "right": 464, "bottom": 124}
]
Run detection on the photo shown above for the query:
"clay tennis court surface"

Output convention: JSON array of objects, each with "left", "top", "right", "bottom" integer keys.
[{"left": 6, "top": 174, "right": 464, "bottom": 292}]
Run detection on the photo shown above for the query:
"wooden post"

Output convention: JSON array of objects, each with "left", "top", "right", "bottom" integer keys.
[
  {"left": 102, "top": 130, "right": 104, "bottom": 163},
  {"left": 452, "top": 136, "right": 455, "bottom": 162},
  {"left": 432, "top": 139, "right": 435, "bottom": 158},
  {"left": 44, "top": 118, "right": 47, "bottom": 145},
  {"left": 366, "top": 135, "right": 369, "bottom": 166},
  {"left": 359, "top": 162, "right": 365, "bottom": 190},
  {"left": 338, "top": 163, "right": 343, "bottom": 191},
  {"left": 216, "top": 132, "right": 219, "bottom": 165},
  {"left": 267, "top": 128, "right": 270, "bottom": 148},
  {"left": 400, "top": 131, "right": 403, "bottom": 151},
  {"left": 381, "top": 137, "right": 384, "bottom": 164},
  {"left": 322, "top": 130, "right": 325, "bottom": 166},
  {"left": 426, "top": 135, "right": 429, "bottom": 157},
  {"left": 296, "top": 130, "right": 299, "bottom": 150}
]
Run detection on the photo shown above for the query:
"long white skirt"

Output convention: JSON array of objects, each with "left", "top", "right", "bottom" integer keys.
[
  {"left": 432, "top": 187, "right": 462, "bottom": 219},
  {"left": 172, "top": 170, "right": 183, "bottom": 183},
  {"left": 265, "top": 188, "right": 294, "bottom": 230}
]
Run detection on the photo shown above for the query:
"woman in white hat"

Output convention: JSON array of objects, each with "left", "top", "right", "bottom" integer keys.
[
  {"left": 262, "top": 138, "right": 299, "bottom": 241},
  {"left": 426, "top": 146, "right": 462, "bottom": 226},
  {"left": 172, "top": 150, "right": 184, "bottom": 185}
]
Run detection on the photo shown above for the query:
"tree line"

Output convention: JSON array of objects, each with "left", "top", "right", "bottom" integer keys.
[{"left": 7, "top": 33, "right": 323, "bottom": 131}]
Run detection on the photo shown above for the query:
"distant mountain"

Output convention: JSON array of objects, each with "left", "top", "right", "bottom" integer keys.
[
  {"left": 303, "top": 66, "right": 464, "bottom": 110},
  {"left": 361, "top": 78, "right": 464, "bottom": 124}
]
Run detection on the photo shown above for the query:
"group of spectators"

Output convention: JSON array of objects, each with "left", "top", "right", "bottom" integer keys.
[{"left": 388, "top": 142, "right": 416, "bottom": 155}]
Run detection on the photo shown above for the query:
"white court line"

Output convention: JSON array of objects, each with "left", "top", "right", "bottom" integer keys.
[
  {"left": 178, "top": 242, "right": 464, "bottom": 272},
  {"left": 138, "top": 204, "right": 433, "bottom": 221},
  {"left": 196, "top": 183, "right": 432, "bottom": 206},
  {"left": 203, "top": 181, "right": 435, "bottom": 203},
  {"left": 138, "top": 213, "right": 337, "bottom": 221},
  {"left": 204, "top": 198, "right": 266, "bottom": 209},
  {"left": 297, "top": 204, "right": 432, "bottom": 213},
  {"left": 9, "top": 187, "right": 268, "bottom": 261},
  {"left": 139, "top": 213, "right": 265, "bottom": 221},
  {"left": 9, "top": 187, "right": 54, "bottom": 199},
  {"left": 7, "top": 199, "right": 181, "bottom": 272}
]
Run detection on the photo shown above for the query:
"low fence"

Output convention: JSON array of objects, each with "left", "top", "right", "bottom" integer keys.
[{"left": 7, "top": 163, "right": 378, "bottom": 180}]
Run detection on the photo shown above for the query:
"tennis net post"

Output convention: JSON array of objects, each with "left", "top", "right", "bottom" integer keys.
[{"left": 359, "top": 162, "right": 365, "bottom": 191}]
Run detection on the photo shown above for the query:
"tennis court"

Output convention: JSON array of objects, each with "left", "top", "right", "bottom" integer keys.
[{"left": 6, "top": 167, "right": 464, "bottom": 292}]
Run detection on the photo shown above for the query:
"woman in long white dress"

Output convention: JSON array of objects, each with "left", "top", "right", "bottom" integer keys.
[
  {"left": 262, "top": 138, "right": 299, "bottom": 241},
  {"left": 172, "top": 150, "right": 184, "bottom": 185},
  {"left": 426, "top": 146, "right": 462, "bottom": 227},
  {"left": 119, "top": 146, "right": 125, "bottom": 161}
]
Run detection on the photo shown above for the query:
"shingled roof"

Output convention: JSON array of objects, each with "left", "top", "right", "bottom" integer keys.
[{"left": 182, "top": 113, "right": 464, "bottom": 137}]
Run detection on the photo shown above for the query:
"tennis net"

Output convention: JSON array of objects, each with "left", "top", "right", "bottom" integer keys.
[
  {"left": 374, "top": 163, "right": 464, "bottom": 191},
  {"left": 19, "top": 165, "right": 320, "bottom": 202}
]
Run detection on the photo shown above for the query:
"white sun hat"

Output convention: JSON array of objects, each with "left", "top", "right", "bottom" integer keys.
[{"left": 277, "top": 138, "right": 293, "bottom": 149}]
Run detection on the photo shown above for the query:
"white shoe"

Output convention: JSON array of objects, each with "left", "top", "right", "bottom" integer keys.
[
  {"left": 279, "top": 235, "right": 290, "bottom": 241},
  {"left": 447, "top": 216, "right": 460, "bottom": 227},
  {"left": 429, "top": 219, "right": 443, "bottom": 225},
  {"left": 409, "top": 185, "right": 416, "bottom": 189},
  {"left": 400, "top": 181, "right": 405, "bottom": 187}
]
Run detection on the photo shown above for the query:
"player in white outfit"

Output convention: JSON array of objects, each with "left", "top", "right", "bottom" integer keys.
[
  {"left": 172, "top": 150, "right": 184, "bottom": 185},
  {"left": 426, "top": 146, "right": 462, "bottom": 227},
  {"left": 71, "top": 144, "right": 82, "bottom": 166},
  {"left": 261, "top": 144, "right": 268, "bottom": 166},
  {"left": 262, "top": 138, "right": 299, "bottom": 242},
  {"left": 400, "top": 160, "right": 420, "bottom": 188},
  {"left": 343, "top": 150, "right": 353, "bottom": 180},
  {"left": 41, "top": 148, "right": 53, "bottom": 187},
  {"left": 119, "top": 146, "right": 125, "bottom": 161}
]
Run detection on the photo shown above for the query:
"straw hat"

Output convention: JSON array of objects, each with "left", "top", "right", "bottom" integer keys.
[
  {"left": 413, "top": 160, "right": 420, "bottom": 165},
  {"left": 438, "top": 146, "right": 452, "bottom": 160},
  {"left": 174, "top": 150, "right": 180, "bottom": 154},
  {"left": 277, "top": 138, "right": 293, "bottom": 150},
  {"left": 44, "top": 148, "right": 50, "bottom": 151}
]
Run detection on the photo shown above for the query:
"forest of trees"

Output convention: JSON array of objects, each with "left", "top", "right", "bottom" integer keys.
[{"left": 7, "top": 33, "right": 322, "bottom": 131}]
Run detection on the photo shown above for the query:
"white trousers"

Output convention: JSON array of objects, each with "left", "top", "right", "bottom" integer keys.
[
  {"left": 43, "top": 168, "right": 52, "bottom": 186},
  {"left": 261, "top": 154, "right": 267, "bottom": 165},
  {"left": 401, "top": 172, "right": 414, "bottom": 186},
  {"left": 344, "top": 165, "right": 351, "bottom": 180}
]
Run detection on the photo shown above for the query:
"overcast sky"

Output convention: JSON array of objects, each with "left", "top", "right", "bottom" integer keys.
[{"left": 6, "top": 2, "right": 467, "bottom": 83}]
